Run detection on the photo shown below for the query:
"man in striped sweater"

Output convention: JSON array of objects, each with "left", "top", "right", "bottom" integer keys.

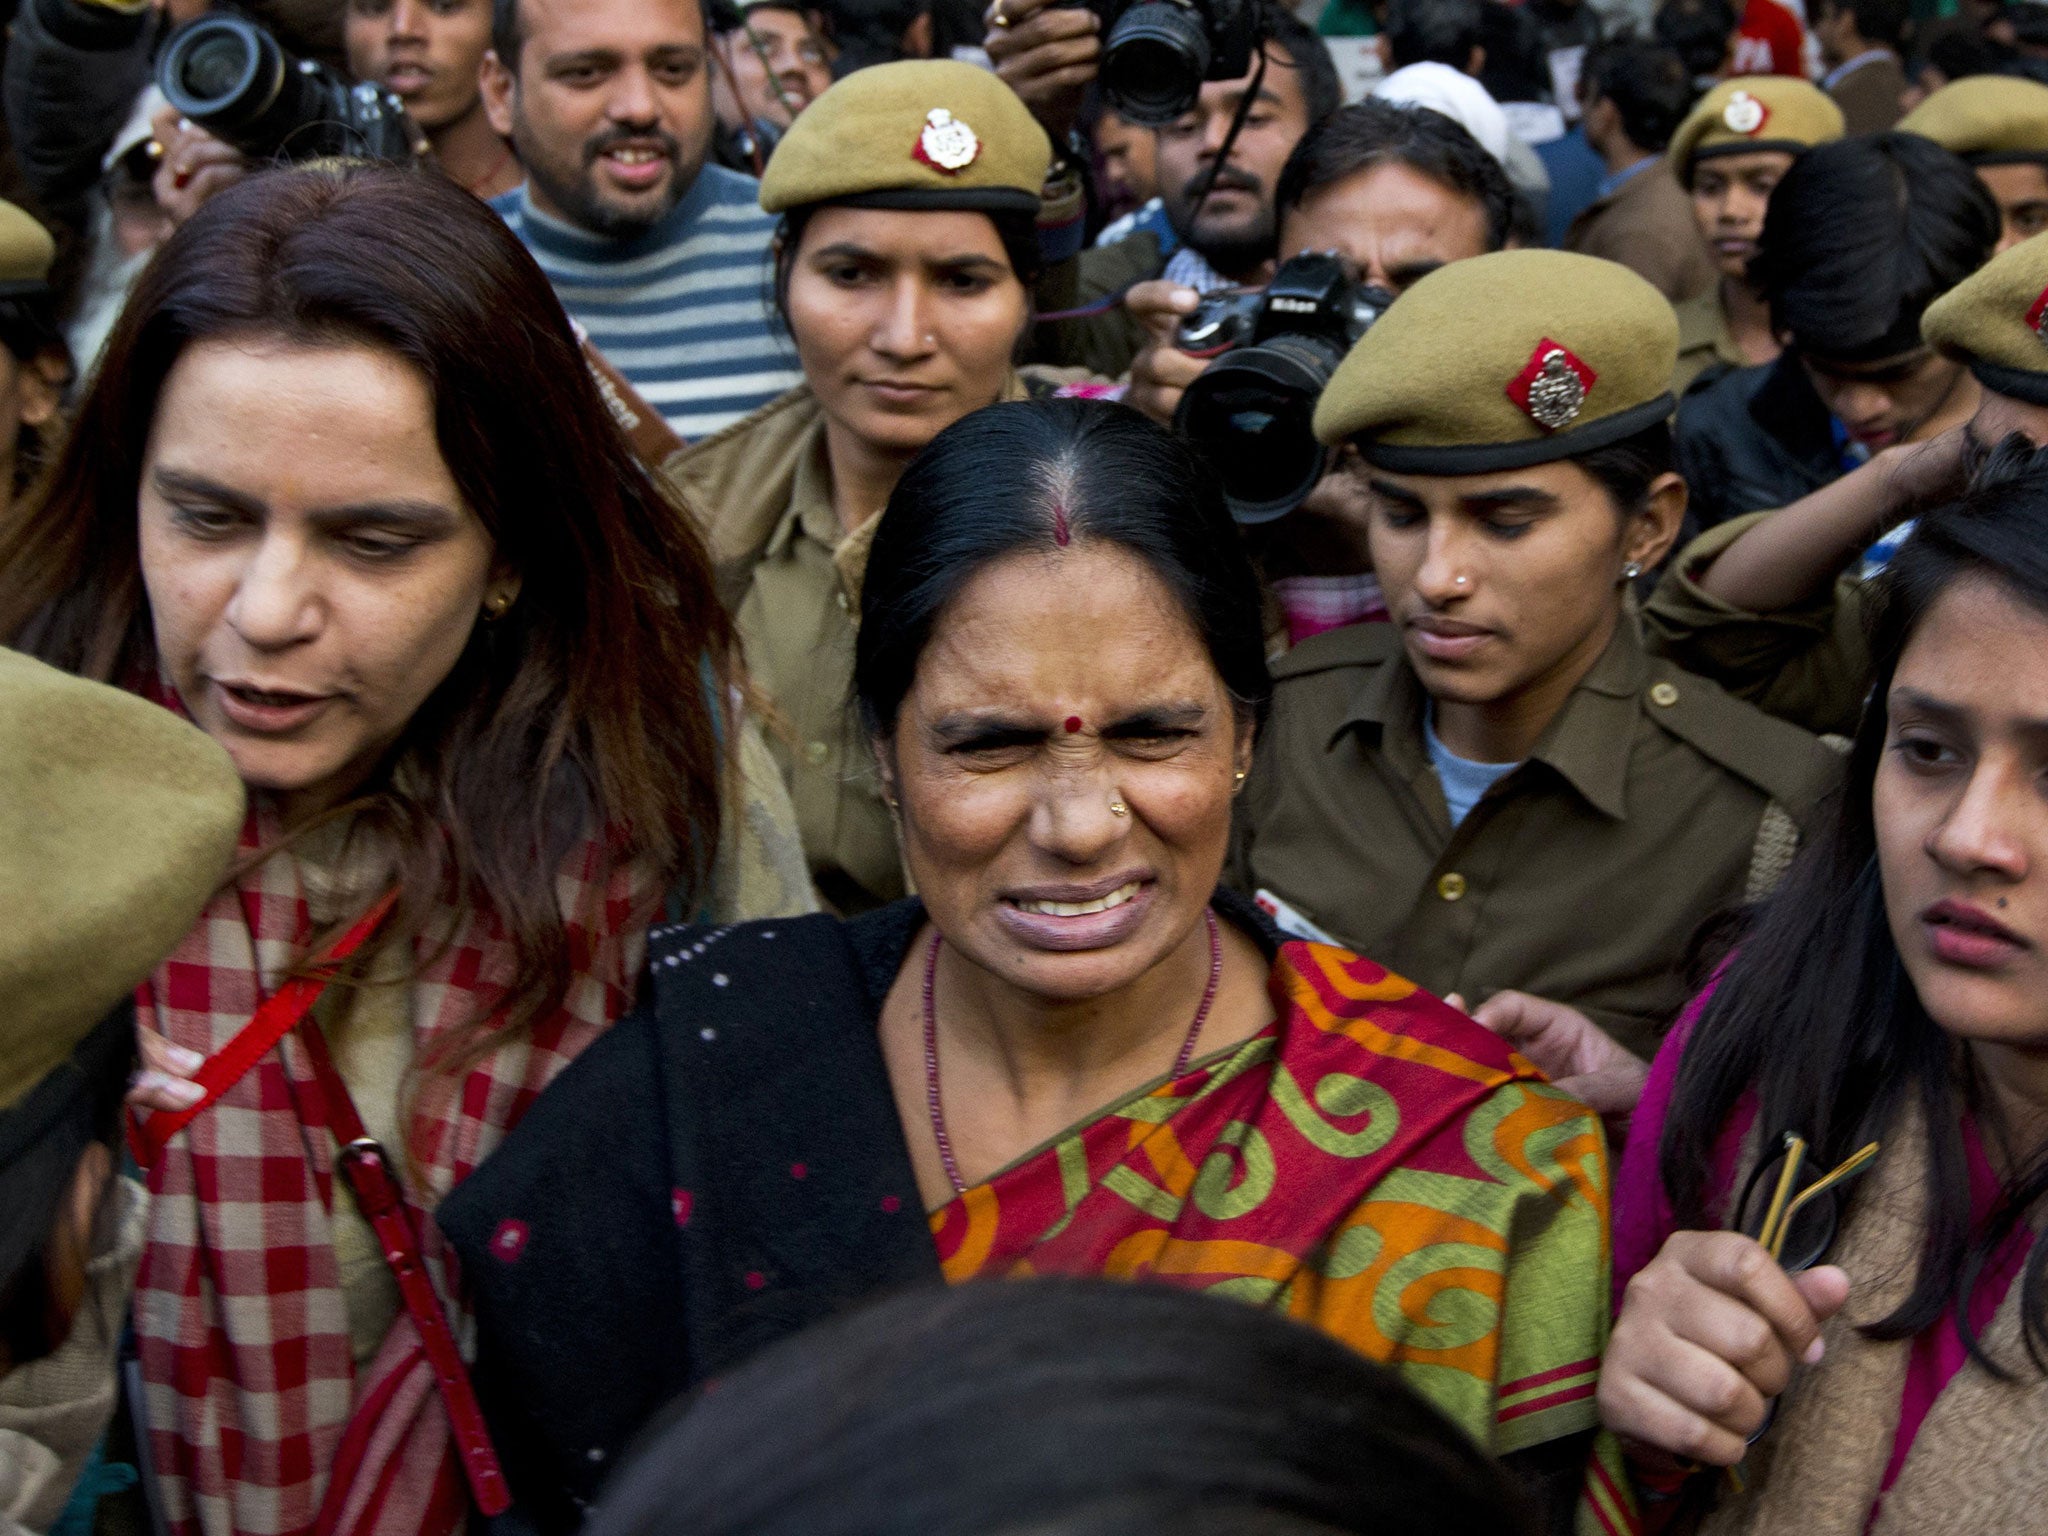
[{"left": 481, "top": 0, "right": 801, "bottom": 441}]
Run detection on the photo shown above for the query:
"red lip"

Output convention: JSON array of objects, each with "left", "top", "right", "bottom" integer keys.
[{"left": 1922, "top": 897, "right": 2029, "bottom": 969}]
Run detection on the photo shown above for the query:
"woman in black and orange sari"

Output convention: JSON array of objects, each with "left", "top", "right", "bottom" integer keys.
[{"left": 440, "top": 399, "right": 1612, "bottom": 1533}]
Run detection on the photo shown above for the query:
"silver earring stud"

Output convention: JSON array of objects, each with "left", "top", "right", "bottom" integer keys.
[{"left": 1621, "top": 561, "right": 1643, "bottom": 581}]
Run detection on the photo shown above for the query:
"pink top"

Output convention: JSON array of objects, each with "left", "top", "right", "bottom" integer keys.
[{"left": 1613, "top": 987, "right": 2031, "bottom": 1519}]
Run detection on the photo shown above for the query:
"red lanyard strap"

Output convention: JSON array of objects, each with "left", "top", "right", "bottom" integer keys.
[
  {"left": 296, "top": 1018, "right": 512, "bottom": 1518},
  {"left": 129, "top": 889, "right": 401, "bottom": 1170},
  {"left": 129, "top": 887, "right": 511, "bottom": 1519}
]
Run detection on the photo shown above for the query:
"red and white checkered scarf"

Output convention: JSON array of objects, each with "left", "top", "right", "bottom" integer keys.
[{"left": 132, "top": 800, "right": 650, "bottom": 1536}]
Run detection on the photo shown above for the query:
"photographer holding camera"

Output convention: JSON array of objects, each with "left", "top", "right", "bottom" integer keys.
[
  {"left": 1118, "top": 101, "right": 1512, "bottom": 641},
  {"left": 988, "top": 0, "right": 1340, "bottom": 378}
]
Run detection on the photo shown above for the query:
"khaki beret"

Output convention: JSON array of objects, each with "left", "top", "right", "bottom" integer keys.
[
  {"left": 1922, "top": 229, "right": 2048, "bottom": 403},
  {"left": 0, "top": 648, "right": 243, "bottom": 1119},
  {"left": 1312, "top": 249, "right": 1678, "bottom": 473},
  {"left": 1899, "top": 75, "right": 2048, "bottom": 164},
  {"left": 1668, "top": 78, "right": 1845, "bottom": 184},
  {"left": 0, "top": 199, "right": 56, "bottom": 297},
  {"left": 759, "top": 59, "right": 1051, "bottom": 216}
]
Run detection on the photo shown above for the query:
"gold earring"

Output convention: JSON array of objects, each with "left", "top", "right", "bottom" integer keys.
[
  {"left": 1233, "top": 769, "right": 1247, "bottom": 788},
  {"left": 1108, "top": 799, "right": 1129, "bottom": 817},
  {"left": 483, "top": 591, "right": 513, "bottom": 620}
]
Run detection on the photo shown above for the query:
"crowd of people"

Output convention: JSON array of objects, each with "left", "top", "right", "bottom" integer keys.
[{"left": 4, "top": 0, "right": 2048, "bottom": 1531}]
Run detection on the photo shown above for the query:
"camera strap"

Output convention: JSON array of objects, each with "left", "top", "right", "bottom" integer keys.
[
  {"left": 1183, "top": 35, "right": 1268, "bottom": 238},
  {"left": 129, "top": 888, "right": 512, "bottom": 1520}
]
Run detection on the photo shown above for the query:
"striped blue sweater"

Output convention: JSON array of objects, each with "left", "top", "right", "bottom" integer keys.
[{"left": 495, "top": 165, "right": 801, "bottom": 441}]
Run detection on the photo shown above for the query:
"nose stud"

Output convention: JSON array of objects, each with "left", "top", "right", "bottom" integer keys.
[
  {"left": 1452, "top": 574, "right": 1470, "bottom": 589},
  {"left": 1109, "top": 799, "right": 1129, "bottom": 817}
]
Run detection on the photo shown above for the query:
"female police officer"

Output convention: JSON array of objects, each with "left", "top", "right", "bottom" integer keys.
[
  {"left": 1230, "top": 250, "right": 1842, "bottom": 1064},
  {"left": 670, "top": 60, "right": 1082, "bottom": 912}
]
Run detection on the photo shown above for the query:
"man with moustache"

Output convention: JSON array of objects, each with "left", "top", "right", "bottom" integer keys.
[
  {"left": 990, "top": 0, "right": 1340, "bottom": 378},
  {"left": 482, "top": 0, "right": 801, "bottom": 438},
  {"left": 348, "top": 0, "right": 522, "bottom": 200}
]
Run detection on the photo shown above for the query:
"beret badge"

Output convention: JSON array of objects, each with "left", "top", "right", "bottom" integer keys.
[
  {"left": 2028, "top": 284, "right": 2048, "bottom": 343},
  {"left": 1507, "top": 339, "right": 1597, "bottom": 431},
  {"left": 915, "top": 107, "right": 981, "bottom": 174},
  {"left": 1721, "top": 89, "right": 1769, "bottom": 136}
]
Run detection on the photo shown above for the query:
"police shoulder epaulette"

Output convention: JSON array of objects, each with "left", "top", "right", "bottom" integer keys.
[
  {"left": 1639, "top": 658, "right": 1842, "bottom": 824},
  {"left": 1269, "top": 620, "right": 1404, "bottom": 683}
]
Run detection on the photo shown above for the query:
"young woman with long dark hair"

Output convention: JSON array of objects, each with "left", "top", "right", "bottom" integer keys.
[
  {"left": 1589, "top": 445, "right": 2048, "bottom": 1530},
  {"left": 0, "top": 162, "right": 808, "bottom": 1536}
]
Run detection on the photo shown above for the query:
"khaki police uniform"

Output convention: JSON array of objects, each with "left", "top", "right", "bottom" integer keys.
[
  {"left": 0, "top": 198, "right": 55, "bottom": 298},
  {"left": 0, "top": 647, "right": 242, "bottom": 1534},
  {"left": 666, "top": 60, "right": 1054, "bottom": 911},
  {"left": 1899, "top": 75, "right": 2048, "bottom": 165},
  {"left": 1232, "top": 250, "right": 1842, "bottom": 1058},
  {"left": 1233, "top": 619, "right": 1836, "bottom": 1058},
  {"left": 1666, "top": 81, "right": 1844, "bottom": 397},
  {"left": 1645, "top": 229, "right": 2048, "bottom": 738}
]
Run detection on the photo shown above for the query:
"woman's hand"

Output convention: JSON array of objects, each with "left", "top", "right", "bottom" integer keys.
[
  {"left": 1451, "top": 990, "right": 1650, "bottom": 1118},
  {"left": 151, "top": 106, "right": 250, "bottom": 227},
  {"left": 129, "top": 1023, "right": 207, "bottom": 1114},
  {"left": 1599, "top": 1230, "right": 1850, "bottom": 1467}
]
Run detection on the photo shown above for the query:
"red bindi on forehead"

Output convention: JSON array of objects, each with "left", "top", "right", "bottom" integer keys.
[{"left": 1064, "top": 716, "right": 1083, "bottom": 733}]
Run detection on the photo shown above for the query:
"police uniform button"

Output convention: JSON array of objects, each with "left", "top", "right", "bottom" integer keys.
[
  {"left": 1650, "top": 682, "right": 1680, "bottom": 707},
  {"left": 1436, "top": 872, "right": 1468, "bottom": 902},
  {"left": 805, "top": 740, "right": 831, "bottom": 765}
]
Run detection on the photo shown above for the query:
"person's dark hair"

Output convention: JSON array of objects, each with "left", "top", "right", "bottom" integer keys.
[
  {"left": 1477, "top": 0, "right": 1552, "bottom": 105},
  {"left": 1663, "top": 439, "right": 2048, "bottom": 1370},
  {"left": 1262, "top": 4, "right": 1345, "bottom": 128},
  {"left": 0, "top": 292, "right": 73, "bottom": 501},
  {"left": 0, "top": 1009, "right": 131, "bottom": 1368},
  {"left": 583, "top": 1278, "right": 1534, "bottom": 1536},
  {"left": 1910, "top": 28, "right": 2014, "bottom": 87},
  {"left": 1751, "top": 132, "right": 1997, "bottom": 362},
  {"left": 1811, "top": 0, "right": 1908, "bottom": 51},
  {"left": 855, "top": 399, "right": 1272, "bottom": 737},
  {"left": 769, "top": 203, "right": 1042, "bottom": 331},
  {"left": 1276, "top": 99, "right": 1516, "bottom": 252},
  {"left": 1581, "top": 39, "right": 1697, "bottom": 154},
  {"left": 1654, "top": 0, "right": 1739, "bottom": 81},
  {"left": 0, "top": 165, "right": 736, "bottom": 1074},
  {"left": 1574, "top": 419, "right": 1675, "bottom": 525},
  {"left": 1384, "top": 0, "right": 1484, "bottom": 71}
]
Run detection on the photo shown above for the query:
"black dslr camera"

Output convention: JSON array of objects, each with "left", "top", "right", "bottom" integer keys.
[
  {"left": 158, "top": 13, "right": 427, "bottom": 165},
  {"left": 1172, "top": 252, "right": 1395, "bottom": 524},
  {"left": 1084, "top": 0, "right": 1261, "bottom": 126}
]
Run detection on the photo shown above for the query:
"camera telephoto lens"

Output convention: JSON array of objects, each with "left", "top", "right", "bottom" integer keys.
[
  {"left": 161, "top": 16, "right": 292, "bottom": 142},
  {"left": 159, "top": 14, "right": 425, "bottom": 165},
  {"left": 1100, "top": 0, "right": 1212, "bottom": 125},
  {"left": 1175, "top": 334, "right": 1343, "bottom": 524}
]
